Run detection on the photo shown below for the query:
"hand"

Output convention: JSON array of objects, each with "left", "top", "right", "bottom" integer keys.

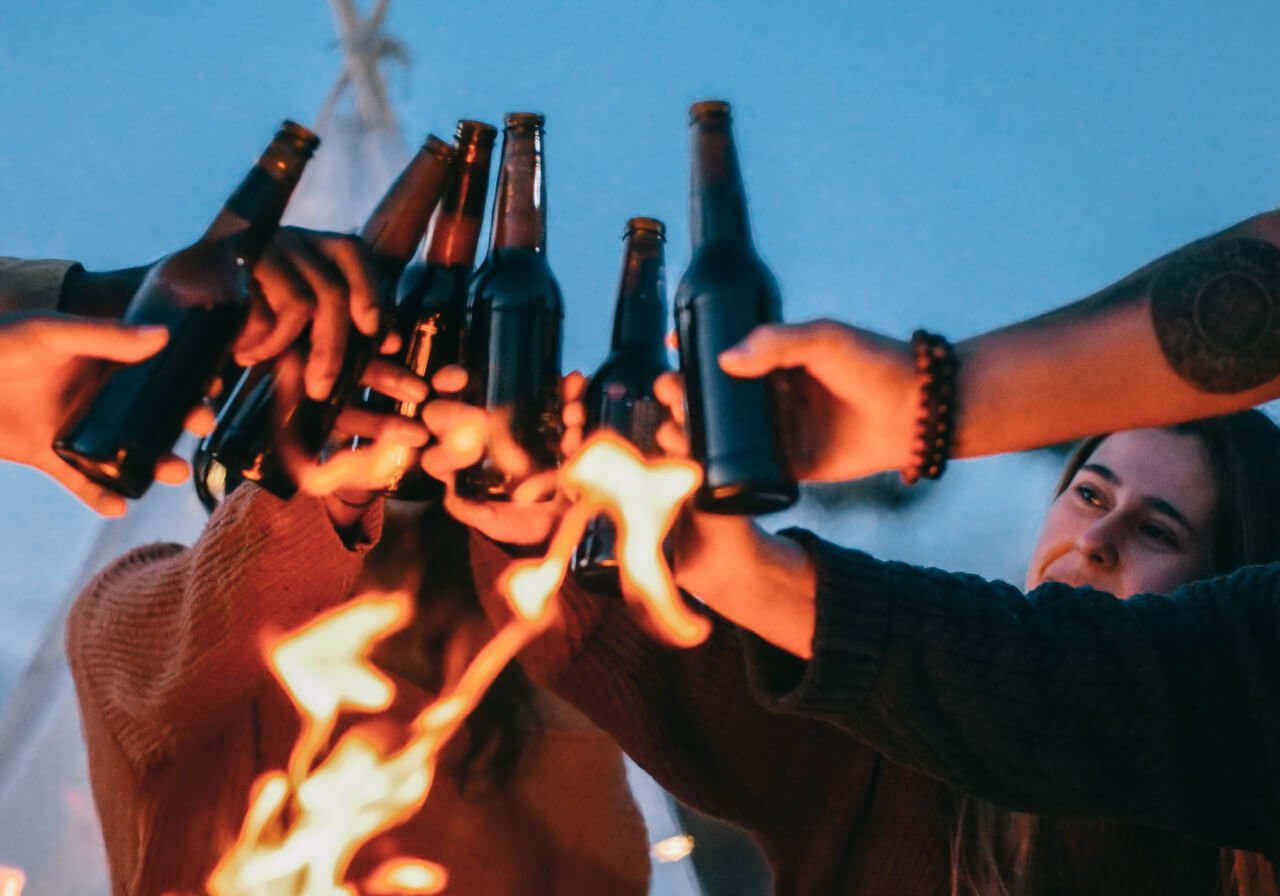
[
  {"left": 655, "top": 372, "right": 818, "bottom": 657},
  {"left": 0, "top": 313, "right": 211, "bottom": 516},
  {"left": 713, "top": 319, "right": 920, "bottom": 481},
  {"left": 264, "top": 351, "right": 430, "bottom": 529},
  {"left": 232, "top": 227, "right": 381, "bottom": 402},
  {"left": 420, "top": 367, "right": 586, "bottom": 547}
]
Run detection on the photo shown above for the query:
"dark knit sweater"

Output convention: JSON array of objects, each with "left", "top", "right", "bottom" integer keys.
[
  {"left": 745, "top": 529, "right": 1280, "bottom": 873},
  {"left": 469, "top": 532, "right": 1226, "bottom": 896}
]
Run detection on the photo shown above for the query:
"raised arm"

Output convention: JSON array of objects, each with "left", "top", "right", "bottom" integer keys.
[
  {"left": 739, "top": 531, "right": 1280, "bottom": 855},
  {"left": 712, "top": 209, "right": 1280, "bottom": 483},
  {"left": 65, "top": 485, "right": 381, "bottom": 773}
]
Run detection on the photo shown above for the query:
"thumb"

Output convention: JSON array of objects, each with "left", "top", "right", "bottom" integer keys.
[{"left": 28, "top": 315, "right": 169, "bottom": 363}]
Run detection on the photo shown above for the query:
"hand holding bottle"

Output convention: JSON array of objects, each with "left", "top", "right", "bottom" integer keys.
[
  {"left": 0, "top": 313, "right": 210, "bottom": 515},
  {"left": 713, "top": 319, "right": 920, "bottom": 482}
]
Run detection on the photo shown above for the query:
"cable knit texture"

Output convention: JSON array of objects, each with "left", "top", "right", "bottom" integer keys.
[
  {"left": 0, "top": 257, "right": 77, "bottom": 313},
  {"left": 468, "top": 530, "right": 1227, "bottom": 896},
  {"left": 67, "top": 486, "right": 650, "bottom": 896},
  {"left": 746, "top": 530, "right": 1280, "bottom": 878}
]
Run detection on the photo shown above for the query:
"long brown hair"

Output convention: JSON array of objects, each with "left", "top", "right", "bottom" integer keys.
[{"left": 952, "top": 410, "right": 1280, "bottom": 896}]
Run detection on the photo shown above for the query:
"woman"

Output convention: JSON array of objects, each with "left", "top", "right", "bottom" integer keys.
[
  {"left": 67, "top": 474, "right": 651, "bottom": 895},
  {"left": 428, "top": 388, "right": 1280, "bottom": 894}
]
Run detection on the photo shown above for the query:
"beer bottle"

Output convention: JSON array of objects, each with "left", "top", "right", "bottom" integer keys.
[
  {"left": 675, "top": 101, "right": 797, "bottom": 514},
  {"left": 456, "top": 113, "right": 563, "bottom": 501},
  {"left": 357, "top": 119, "right": 497, "bottom": 500},
  {"left": 285, "top": 133, "right": 457, "bottom": 460},
  {"left": 571, "top": 218, "right": 672, "bottom": 590},
  {"left": 54, "top": 121, "right": 319, "bottom": 498},
  {"left": 209, "top": 134, "right": 456, "bottom": 498}
]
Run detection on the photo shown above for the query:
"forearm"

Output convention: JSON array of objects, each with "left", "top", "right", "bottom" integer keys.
[
  {"left": 746, "top": 532, "right": 1280, "bottom": 852},
  {"left": 953, "top": 210, "right": 1280, "bottom": 458},
  {"left": 0, "top": 257, "right": 82, "bottom": 314}
]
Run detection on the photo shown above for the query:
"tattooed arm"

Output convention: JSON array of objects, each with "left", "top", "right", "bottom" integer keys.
[{"left": 704, "top": 210, "right": 1280, "bottom": 483}]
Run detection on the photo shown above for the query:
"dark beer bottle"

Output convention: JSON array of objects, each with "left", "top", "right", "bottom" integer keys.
[
  {"left": 209, "top": 134, "right": 456, "bottom": 498},
  {"left": 286, "top": 133, "right": 458, "bottom": 459},
  {"left": 54, "top": 121, "right": 319, "bottom": 498},
  {"left": 675, "top": 101, "right": 797, "bottom": 514},
  {"left": 456, "top": 113, "right": 563, "bottom": 501},
  {"left": 358, "top": 119, "right": 497, "bottom": 501},
  {"left": 571, "top": 218, "right": 672, "bottom": 591}
]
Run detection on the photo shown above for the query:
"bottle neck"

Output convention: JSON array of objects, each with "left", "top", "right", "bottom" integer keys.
[
  {"left": 611, "top": 229, "right": 668, "bottom": 363},
  {"left": 203, "top": 125, "right": 316, "bottom": 267},
  {"left": 689, "top": 117, "right": 752, "bottom": 248},
  {"left": 427, "top": 133, "right": 495, "bottom": 268},
  {"left": 362, "top": 136, "right": 455, "bottom": 281},
  {"left": 489, "top": 124, "right": 546, "bottom": 254}
]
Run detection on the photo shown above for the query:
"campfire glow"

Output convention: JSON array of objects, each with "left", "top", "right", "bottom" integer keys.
[
  {"left": 210, "top": 430, "right": 702, "bottom": 893},
  {"left": 0, "top": 866, "right": 24, "bottom": 896}
]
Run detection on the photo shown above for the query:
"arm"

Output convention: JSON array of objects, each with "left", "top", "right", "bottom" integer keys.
[
  {"left": 714, "top": 209, "right": 1280, "bottom": 482},
  {"left": 65, "top": 484, "right": 382, "bottom": 773},
  {"left": 467, "top": 531, "right": 862, "bottom": 837},
  {"left": 741, "top": 530, "right": 1280, "bottom": 854},
  {"left": 0, "top": 257, "right": 82, "bottom": 314}
]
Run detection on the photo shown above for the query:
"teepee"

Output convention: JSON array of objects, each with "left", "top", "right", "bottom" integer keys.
[{"left": 0, "top": 5, "right": 409, "bottom": 891}]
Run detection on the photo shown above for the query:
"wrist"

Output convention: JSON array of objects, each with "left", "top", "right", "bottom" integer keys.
[{"left": 59, "top": 265, "right": 147, "bottom": 318}]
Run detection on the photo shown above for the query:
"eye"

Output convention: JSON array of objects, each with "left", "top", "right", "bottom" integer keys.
[
  {"left": 1074, "top": 483, "right": 1104, "bottom": 507},
  {"left": 1139, "top": 522, "right": 1180, "bottom": 549}
]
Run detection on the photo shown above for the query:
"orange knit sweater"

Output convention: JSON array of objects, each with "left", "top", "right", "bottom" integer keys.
[{"left": 66, "top": 485, "right": 650, "bottom": 896}]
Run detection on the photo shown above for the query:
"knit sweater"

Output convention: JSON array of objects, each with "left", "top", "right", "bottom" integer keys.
[
  {"left": 66, "top": 485, "right": 650, "bottom": 896},
  {"left": 0, "top": 257, "right": 76, "bottom": 314},
  {"left": 744, "top": 529, "right": 1280, "bottom": 873},
  {"left": 467, "top": 531, "right": 1226, "bottom": 896}
]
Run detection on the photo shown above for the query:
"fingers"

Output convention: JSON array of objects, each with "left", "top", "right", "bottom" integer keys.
[
  {"left": 717, "top": 320, "right": 849, "bottom": 379},
  {"left": 561, "top": 370, "right": 586, "bottom": 404},
  {"left": 272, "top": 229, "right": 358, "bottom": 401},
  {"left": 656, "top": 419, "right": 691, "bottom": 459},
  {"left": 334, "top": 407, "right": 429, "bottom": 445},
  {"left": 431, "top": 364, "right": 467, "bottom": 395},
  {"left": 184, "top": 403, "right": 217, "bottom": 438},
  {"left": 25, "top": 315, "right": 169, "bottom": 363},
  {"left": 653, "top": 372, "right": 686, "bottom": 426},
  {"left": 43, "top": 456, "right": 128, "bottom": 517},
  {"left": 312, "top": 231, "right": 380, "bottom": 337},
  {"left": 421, "top": 399, "right": 489, "bottom": 476},
  {"left": 359, "top": 358, "right": 428, "bottom": 404},
  {"left": 236, "top": 246, "right": 315, "bottom": 364},
  {"left": 153, "top": 454, "right": 190, "bottom": 485}
]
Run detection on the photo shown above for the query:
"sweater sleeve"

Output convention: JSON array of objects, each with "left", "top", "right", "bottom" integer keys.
[
  {"left": 65, "top": 485, "right": 383, "bottom": 773},
  {"left": 744, "top": 529, "right": 1280, "bottom": 855},
  {"left": 467, "top": 531, "right": 867, "bottom": 839},
  {"left": 0, "top": 257, "right": 78, "bottom": 313}
]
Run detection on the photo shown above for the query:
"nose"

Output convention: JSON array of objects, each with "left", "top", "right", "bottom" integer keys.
[{"left": 1075, "top": 516, "right": 1119, "bottom": 570}]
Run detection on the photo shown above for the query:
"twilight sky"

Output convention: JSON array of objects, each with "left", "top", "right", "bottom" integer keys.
[{"left": 2, "top": 0, "right": 1280, "bottom": 691}]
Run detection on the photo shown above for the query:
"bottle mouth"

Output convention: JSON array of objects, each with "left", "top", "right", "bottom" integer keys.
[
  {"left": 279, "top": 120, "right": 321, "bottom": 152},
  {"left": 423, "top": 134, "right": 457, "bottom": 159},
  {"left": 504, "top": 112, "right": 546, "bottom": 130},
  {"left": 688, "top": 100, "right": 732, "bottom": 125},
  {"left": 625, "top": 217, "right": 666, "bottom": 240},
  {"left": 456, "top": 120, "right": 499, "bottom": 145}
]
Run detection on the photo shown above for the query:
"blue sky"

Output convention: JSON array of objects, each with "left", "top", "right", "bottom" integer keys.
[{"left": 2, "top": 0, "right": 1280, "bottom": 686}]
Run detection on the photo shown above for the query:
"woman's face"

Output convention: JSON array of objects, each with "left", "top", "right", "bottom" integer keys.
[{"left": 1025, "top": 428, "right": 1220, "bottom": 599}]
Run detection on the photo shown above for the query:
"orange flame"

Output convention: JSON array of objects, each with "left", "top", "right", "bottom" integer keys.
[
  {"left": 0, "top": 866, "right": 24, "bottom": 896},
  {"left": 211, "top": 430, "right": 703, "bottom": 893},
  {"left": 501, "top": 431, "right": 707, "bottom": 646}
]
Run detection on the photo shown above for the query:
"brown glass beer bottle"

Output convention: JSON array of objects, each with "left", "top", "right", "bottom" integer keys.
[
  {"left": 357, "top": 119, "right": 497, "bottom": 501},
  {"left": 54, "top": 120, "right": 319, "bottom": 498},
  {"left": 208, "top": 134, "right": 456, "bottom": 498},
  {"left": 675, "top": 101, "right": 797, "bottom": 514},
  {"left": 456, "top": 113, "right": 563, "bottom": 501},
  {"left": 571, "top": 218, "right": 672, "bottom": 590}
]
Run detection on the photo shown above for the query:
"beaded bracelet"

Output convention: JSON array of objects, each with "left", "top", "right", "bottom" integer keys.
[{"left": 901, "top": 330, "right": 958, "bottom": 485}]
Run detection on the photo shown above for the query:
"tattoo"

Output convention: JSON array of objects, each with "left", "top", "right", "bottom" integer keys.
[{"left": 1151, "top": 237, "right": 1280, "bottom": 393}]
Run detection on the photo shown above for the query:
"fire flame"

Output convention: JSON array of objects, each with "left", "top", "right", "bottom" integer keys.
[
  {"left": 211, "top": 430, "right": 703, "bottom": 893},
  {"left": 0, "top": 866, "right": 24, "bottom": 896}
]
